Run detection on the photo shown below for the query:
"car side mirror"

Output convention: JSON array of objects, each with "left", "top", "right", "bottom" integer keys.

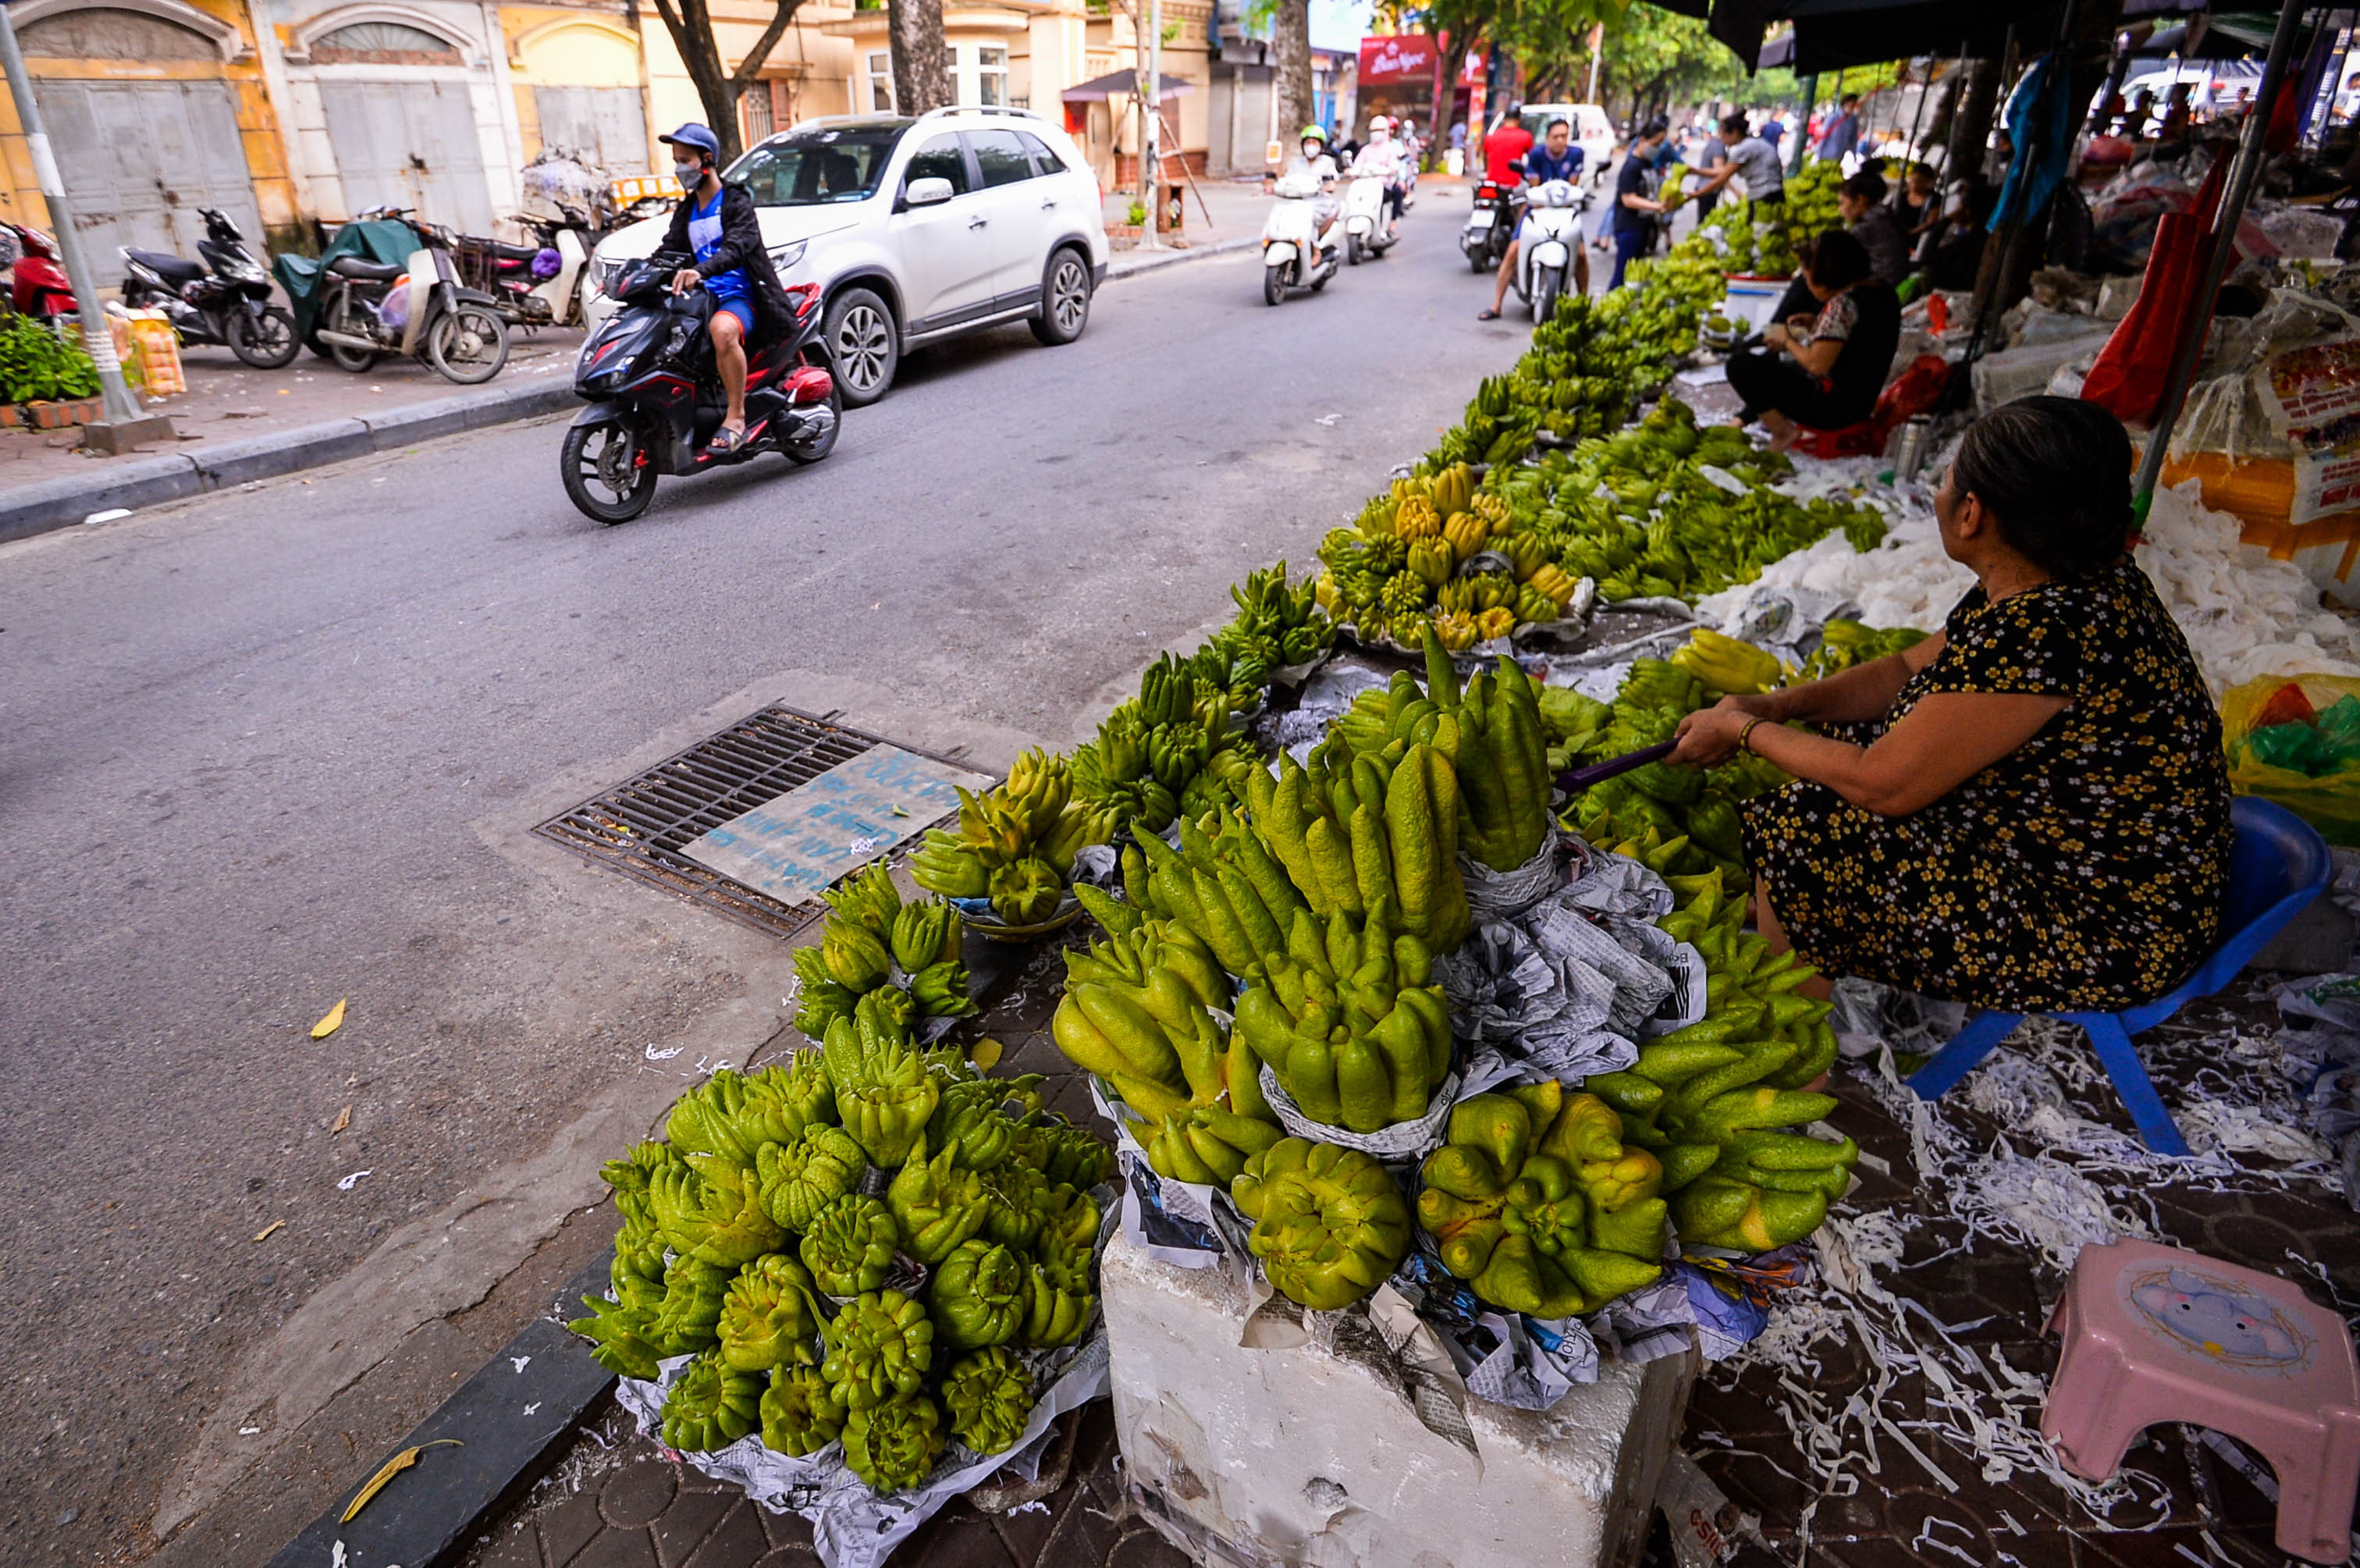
[{"left": 905, "top": 176, "right": 954, "bottom": 208}]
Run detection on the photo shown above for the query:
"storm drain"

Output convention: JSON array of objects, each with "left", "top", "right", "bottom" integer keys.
[{"left": 533, "top": 706, "right": 982, "bottom": 940}]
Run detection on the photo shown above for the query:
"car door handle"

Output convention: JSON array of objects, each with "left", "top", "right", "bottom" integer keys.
[
  {"left": 969, "top": 216, "right": 988, "bottom": 228},
  {"left": 1041, "top": 197, "right": 1057, "bottom": 209}
]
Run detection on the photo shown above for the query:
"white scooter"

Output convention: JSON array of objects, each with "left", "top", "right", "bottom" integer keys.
[
  {"left": 1512, "top": 179, "right": 1591, "bottom": 323},
  {"left": 1340, "top": 171, "right": 1398, "bottom": 265},
  {"left": 1260, "top": 169, "right": 1342, "bottom": 306}
]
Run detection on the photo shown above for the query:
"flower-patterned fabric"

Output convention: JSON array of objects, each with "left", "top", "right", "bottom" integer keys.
[{"left": 1740, "top": 560, "right": 2234, "bottom": 1012}]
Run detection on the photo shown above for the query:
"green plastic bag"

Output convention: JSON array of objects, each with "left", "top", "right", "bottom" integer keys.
[{"left": 2222, "top": 675, "right": 2360, "bottom": 845}]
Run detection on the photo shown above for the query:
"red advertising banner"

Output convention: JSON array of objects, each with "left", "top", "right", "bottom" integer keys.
[{"left": 1358, "top": 34, "right": 1438, "bottom": 85}]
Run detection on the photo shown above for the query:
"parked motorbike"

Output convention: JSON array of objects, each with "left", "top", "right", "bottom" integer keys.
[
  {"left": 560, "top": 251, "right": 840, "bottom": 524},
  {"left": 119, "top": 208, "right": 298, "bottom": 368},
  {"left": 1260, "top": 169, "right": 1342, "bottom": 307},
  {"left": 1, "top": 222, "right": 74, "bottom": 318},
  {"left": 1339, "top": 170, "right": 1398, "bottom": 265},
  {"left": 1460, "top": 180, "right": 1516, "bottom": 275},
  {"left": 1510, "top": 179, "right": 1590, "bottom": 322},
  {"left": 308, "top": 220, "right": 510, "bottom": 384}
]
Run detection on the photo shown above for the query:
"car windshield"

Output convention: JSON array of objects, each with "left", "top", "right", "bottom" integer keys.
[{"left": 727, "top": 125, "right": 907, "bottom": 206}]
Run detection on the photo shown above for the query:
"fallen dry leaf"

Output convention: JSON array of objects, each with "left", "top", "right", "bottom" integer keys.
[
  {"left": 311, "top": 998, "right": 347, "bottom": 1040},
  {"left": 970, "top": 1037, "right": 1004, "bottom": 1072},
  {"left": 341, "top": 1438, "right": 462, "bottom": 1523},
  {"left": 330, "top": 1104, "right": 352, "bottom": 1135},
  {"left": 252, "top": 1219, "right": 286, "bottom": 1243}
]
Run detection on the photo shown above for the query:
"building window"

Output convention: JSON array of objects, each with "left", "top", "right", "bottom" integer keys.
[
  {"left": 976, "top": 45, "right": 1007, "bottom": 107},
  {"left": 310, "top": 20, "right": 461, "bottom": 64},
  {"left": 743, "top": 85, "right": 774, "bottom": 145},
  {"left": 867, "top": 50, "right": 894, "bottom": 114}
]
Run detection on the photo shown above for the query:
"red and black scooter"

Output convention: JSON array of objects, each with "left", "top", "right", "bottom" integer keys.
[
  {"left": 3, "top": 222, "right": 75, "bottom": 318},
  {"left": 560, "top": 250, "right": 840, "bottom": 524}
]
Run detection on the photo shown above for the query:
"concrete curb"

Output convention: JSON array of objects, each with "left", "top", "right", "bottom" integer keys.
[
  {"left": 0, "top": 375, "right": 576, "bottom": 546},
  {"left": 1104, "top": 234, "right": 1261, "bottom": 280},
  {"left": 263, "top": 1251, "right": 617, "bottom": 1568}
]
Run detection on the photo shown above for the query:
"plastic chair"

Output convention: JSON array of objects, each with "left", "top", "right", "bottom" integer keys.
[
  {"left": 1907, "top": 797, "right": 2331, "bottom": 1154},
  {"left": 1787, "top": 420, "right": 1880, "bottom": 459},
  {"left": 2042, "top": 1238, "right": 2360, "bottom": 1563}
]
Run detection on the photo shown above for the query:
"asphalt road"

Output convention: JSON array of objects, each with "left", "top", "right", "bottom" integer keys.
[{"left": 0, "top": 188, "right": 1548, "bottom": 1565}]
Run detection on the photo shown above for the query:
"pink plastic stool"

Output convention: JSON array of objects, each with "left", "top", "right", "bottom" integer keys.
[{"left": 2042, "top": 1239, "right": 2360, "bottom": 1563}]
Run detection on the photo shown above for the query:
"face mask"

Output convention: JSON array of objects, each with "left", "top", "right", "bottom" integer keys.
[{"left": 675, "top": 162, "right": 703, "bottom": 186}]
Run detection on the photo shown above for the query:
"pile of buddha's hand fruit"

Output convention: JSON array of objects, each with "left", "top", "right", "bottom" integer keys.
[
  {"left": 569, "top": 996, "right": 1116, "bottom": 1494},
  {"left": 1697, "top": 161, "right": 1840, "bottom": 279},
  {"left": 1317, "top": 461, "right": 1581, "bottom": 652},
  {"left": 1067, "top": 651, "right": 1258, "bottom": 842},
  {"left": 910, "top": 748, "right": 1093, "bottom": 926},
  {"left": 1797, "top": 618, "right": 1930, "bottom": 681},
  {"left": 1585, "top": 866, "right": 1857, "bottom": 1251},
  {"left": 1558, "top": 650, "right": 1789, "bottom": 886},
  {"left": 1040, "top": 622, "right": 1859, "bottom": 1320},
  {"left": 794, "top": 864, "right": 976, "bottom": 1036}
]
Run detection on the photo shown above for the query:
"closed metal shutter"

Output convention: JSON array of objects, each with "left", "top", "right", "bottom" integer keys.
[
  {"left": 33, "top": 78, "right": 261, "bottom": 260},
  {"left": 319, "top": 79, "right": 497, "bottom": 233},
  {"left": 531, "top": 84, "right": 650, "bottom": 174}
]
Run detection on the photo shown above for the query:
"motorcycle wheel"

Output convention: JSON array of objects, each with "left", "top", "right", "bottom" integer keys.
[
  {"left": 1470, "top": 247, "right": 1491, "bottom": 274},
  {"left": 227, "top": 305, "right": 299, "bottom": 369},
  {"left": 1534, "top": 272, "right": 1561, "bottom": 325},
  {"left": 560, "top": 419, "right": 656, "bottom": 524},
  {"left": 327, "top": 339, "right": 379, "bottom": 373},
  {"left": 1264, "top": 265, "right": 1286, "bottom": 307},
  {"left": 1346, "top": 234, "right": 1362, "bottom": 266},
  {"left": 784, "top": 388, "right": 844, "bottom": 465},
  {"left": 426, "top": 304, "right": 510, "bottom": 384}
]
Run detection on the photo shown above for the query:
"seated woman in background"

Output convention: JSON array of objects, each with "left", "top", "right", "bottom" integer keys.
[
  {"left": 1669, "top": 396, "right": 2233, "bottom": 1014},
  {"left": 1724, "top": 229, "right": 1901, "bottom": 450}
]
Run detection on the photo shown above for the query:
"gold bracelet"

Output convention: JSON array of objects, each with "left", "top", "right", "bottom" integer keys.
[{"left": 1738, "top": 717, "right": 1765, "bottom": 754}]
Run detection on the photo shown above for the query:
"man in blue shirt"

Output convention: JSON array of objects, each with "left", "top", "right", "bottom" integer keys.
[
  {"left": 659, "top": 123, "right": 793, "bottom": 454},
  {"left": 1814, "top": 93, "right": 1860, "bottom": 164},
  {"left": 1478, "top": 116, "right": 1587, "bottom": 318}
]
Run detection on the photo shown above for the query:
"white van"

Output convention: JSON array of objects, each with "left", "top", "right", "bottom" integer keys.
[{"left": 1517, "top": 103, "right": 1615, "bottom": 187}]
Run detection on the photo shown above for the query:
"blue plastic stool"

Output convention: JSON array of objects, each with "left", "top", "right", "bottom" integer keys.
[{"left": 1906, "top": 797, "right": 2333, "bottom": 1155}]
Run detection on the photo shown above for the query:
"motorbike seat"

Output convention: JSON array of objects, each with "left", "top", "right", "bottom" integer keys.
[
  {"left": 485, "top": 240, "right": 542, "bottom": 263},
  {"left": 329, "top": 255, "right": 405, "bottom": 282},
  {"left": 129, "top": 249, "right": 205, "bottom": 284}
]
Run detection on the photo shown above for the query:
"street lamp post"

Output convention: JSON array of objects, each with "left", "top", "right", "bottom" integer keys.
[{"left": 0, "top": 0, "right": 174, "bottom": 455}]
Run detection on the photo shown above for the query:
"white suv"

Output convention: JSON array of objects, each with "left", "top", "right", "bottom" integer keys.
[{"left": 586, "top": 106, "right": 1108, "bottom": 405}]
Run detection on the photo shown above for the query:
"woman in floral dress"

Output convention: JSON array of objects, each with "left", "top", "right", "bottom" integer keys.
[{"left": 1671, "top": 396, "right": 2233, "bottom": 1012}]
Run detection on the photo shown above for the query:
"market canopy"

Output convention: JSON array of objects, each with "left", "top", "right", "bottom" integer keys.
[
  {"left": 1701, "top": 0, "right": 2061, "bottom": 74},
  {"left": 1059, "top": 70, "right": 1192, "bottom": 103}
]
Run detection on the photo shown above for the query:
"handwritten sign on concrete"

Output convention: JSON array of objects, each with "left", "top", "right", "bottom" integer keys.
[{"left": 684, "top": 743, "right": 993, "bottom": 907}]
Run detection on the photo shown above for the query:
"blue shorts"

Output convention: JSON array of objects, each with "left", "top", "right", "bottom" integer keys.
[{"left": 711, "top": 297, "right": 755, "bottom": 336}]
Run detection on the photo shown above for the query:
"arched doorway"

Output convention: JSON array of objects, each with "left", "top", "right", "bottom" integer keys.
[
  {"left": 293, "top": 5, "right": 498, "bottom": 233},
  {"left": 15, "top": 0, "right": 265, "bottom": 259}
]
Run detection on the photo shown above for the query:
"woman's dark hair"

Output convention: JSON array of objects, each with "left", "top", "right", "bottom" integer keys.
[
  {"left": 1719, "top": 111, "right": 1750, "bottom": 138},
  {"left": 1639, "top": 116, "right": 1670, "bottom": 140},
  {"left": 1804, "top": 228, "right": 1872, "bottom": 290},
  {"left": 1840, "top": 169, "right": 1887, "bottom": 204},
  {"left": 1951, "top": 396, "right": 2133, "bottom": 578}
]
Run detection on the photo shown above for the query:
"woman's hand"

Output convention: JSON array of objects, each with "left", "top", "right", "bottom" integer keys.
[
  {"left": 1763, "top": 322, "right": 1791, "bottom": 350},
  {"left": 670, "top": 267, "right": 701, "bottom": 294},
  {"left": 1671, "top": 705, "right": 1757, "bottom": 768}
]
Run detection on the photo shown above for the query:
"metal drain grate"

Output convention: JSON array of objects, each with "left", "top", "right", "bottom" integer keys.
[{"left": 533, "top": 706, "right": 982, "bottom": 940}]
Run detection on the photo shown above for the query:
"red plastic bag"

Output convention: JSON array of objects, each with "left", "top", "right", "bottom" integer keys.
[
  {"left": 2081, "top": 157, "right": 2232, "bottom": 425},
  {"left": 1870, "top": 354, "right": 1953, "bottom": 445}
]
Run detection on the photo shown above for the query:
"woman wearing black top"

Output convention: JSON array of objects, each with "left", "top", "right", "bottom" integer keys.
[{"left": 1724, "top": 229, "right": 1901, "bottom": 450}]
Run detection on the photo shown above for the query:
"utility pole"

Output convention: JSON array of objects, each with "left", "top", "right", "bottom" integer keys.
[
  {"left": 1145, "top": 0, "right": 1162, "bottom": 247},
  {"left": 1788, "top": 73, "right": 1816, "bottom": 173},
  {"left": 0, "top": 2, "right": 172, "bottom": 455},
  {"left": 1585, "top": 22, "right": 1603, "bottom": 105}
]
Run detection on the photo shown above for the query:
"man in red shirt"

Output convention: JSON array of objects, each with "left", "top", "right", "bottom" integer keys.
[{"left": 1483, "top": 105, "right": 1533, "bottom": 183}]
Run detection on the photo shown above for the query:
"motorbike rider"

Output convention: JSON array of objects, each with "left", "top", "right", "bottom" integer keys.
[
  {"left": 1478, "top": 116, "right": 1587, "bottom": 321},
  {"left": 1265, "top": 123, "right": 1342, "bottom": 256},
  {"left": 659, "top": 122, "right": 794, "bottom": 454},
  {"left": 1351, "top": 116, "right": 1409, "bottom": 241}
]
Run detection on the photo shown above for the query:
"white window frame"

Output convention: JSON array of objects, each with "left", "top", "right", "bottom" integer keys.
[
  {"left": 976, "top": 44, "right": 1007, "bottom": 107},
  {"left": 866, "top": 48, "right": 894, "bottom": 114}
]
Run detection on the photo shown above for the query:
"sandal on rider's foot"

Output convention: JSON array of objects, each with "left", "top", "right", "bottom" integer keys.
[
  {"left": 710, "top": 425, "right": 745, "bottom": 454},
  {"left": 1477, "top": 308, "right": 1502, "bottom": 321}
]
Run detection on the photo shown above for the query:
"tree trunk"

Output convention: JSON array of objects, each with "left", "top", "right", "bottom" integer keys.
[
  {"left": 889, "top": 0, "right": 952, "bottom": 116},
  {"left": 1946, "top": 55, "right": 1999, "bottom": 181},
  {"left": 1271, "top": 0, "right": 1313, "bottom": 147},
  {"left": 649, "top": 0, "right": 804, "bottom": 164}
]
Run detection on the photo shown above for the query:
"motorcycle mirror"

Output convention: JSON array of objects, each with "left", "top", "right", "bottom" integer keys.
[{"left": 904, "top": 176, "right": 954, "bottom": 208}]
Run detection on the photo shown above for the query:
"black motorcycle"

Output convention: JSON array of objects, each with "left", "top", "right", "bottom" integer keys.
[
  {"left": 560, "top": 251, "right": 841, "bottom": 524},
  {"left": 119, "top": 208, "right": 297, "bottom": 368},
  {"left": 1460, "top": 178, "right": 1518, "bottom": 275}
]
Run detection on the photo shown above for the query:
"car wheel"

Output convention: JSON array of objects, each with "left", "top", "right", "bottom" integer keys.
[
  {"left": 823, "top": 286, "right": 897, "bottom": 407},
  {"left": 1029, "top": 247, "right": 1093, "bottom": 346}
]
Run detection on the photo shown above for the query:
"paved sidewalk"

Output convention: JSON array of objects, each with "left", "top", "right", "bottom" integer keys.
[{"left": 0, "top": 327, "right": 584, "bottom": 492}]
